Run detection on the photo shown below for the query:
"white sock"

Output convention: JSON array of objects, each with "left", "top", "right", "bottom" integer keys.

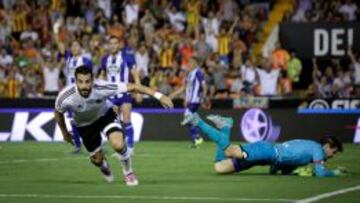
[
  {"left": 101, "top": 159, "right": 109, "bottom": 170},
  {"left": 116, "top": 146, "right": 133, "bottom": 175}
]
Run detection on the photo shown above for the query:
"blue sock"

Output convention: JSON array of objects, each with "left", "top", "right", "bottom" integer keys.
[
  {"left": 124, "top": 122, "right": 134, "bottom": 148},
  {"left": 198, "top": 119, "right": 230, "bottom": 150},
  {"left": 189, "top": 125, "right": 200, "bottom": 141},
  {"left": 71, "top": 122, "right": 81, "bottom": 149}
]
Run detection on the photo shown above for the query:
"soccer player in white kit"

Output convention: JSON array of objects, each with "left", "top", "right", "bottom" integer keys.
[{"left": 54, "top": 65, "right": 173, "bottom": 186}]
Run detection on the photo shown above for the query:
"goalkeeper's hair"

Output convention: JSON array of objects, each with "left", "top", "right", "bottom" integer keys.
[{"left": 319, "top": 136, "right": 343, "bottom": 152}]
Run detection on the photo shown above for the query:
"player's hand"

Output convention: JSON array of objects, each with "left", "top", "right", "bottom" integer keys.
[
  {"left": 333, "top": 166, "right": 349, "bottom": 176},
  {"left": 160, "top": 95, "right": 174, "bottom": 109},
  {"left": 135, "top": 93, "right": 143, "bottom": 103}
]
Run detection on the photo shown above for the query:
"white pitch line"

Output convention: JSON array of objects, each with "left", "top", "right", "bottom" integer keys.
[
  {"left": 0, "top": 157, "right": 86, "bottom": 165},
  {"left": 0, "top": 193, "right": 295, "bottom": 202},
  {"left": 295, "top": 185, "right": 360, "bottom": 203}
]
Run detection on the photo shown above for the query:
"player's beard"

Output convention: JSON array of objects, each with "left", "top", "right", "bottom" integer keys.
[{"left": 79, "top": 88, "right": 91, "bottom": 98}]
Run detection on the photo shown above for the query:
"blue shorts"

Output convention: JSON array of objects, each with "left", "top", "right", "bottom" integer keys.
[
  {"left": 109, "top": 93, "right": 133, "bottom": 106},
  {"left": 186, "top": 103, "right": 200, "bottom": 112},
  {"left": 232, "top": 141, "right": 278, "bottom": 172},
  {"left": 184, "top": 103, "right": 200, "bottom": 116}
]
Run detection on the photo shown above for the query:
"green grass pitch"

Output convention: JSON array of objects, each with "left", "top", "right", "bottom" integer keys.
[{"left": 0, "top": 141, "right": 359, "bottom": 203}]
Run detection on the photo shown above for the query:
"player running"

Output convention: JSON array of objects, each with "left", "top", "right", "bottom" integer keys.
[
  {"left": 99, "top": 36, "right": 141, "bottom": 151},
  {"left": 182, "top": 113, "right": 346, "bottom": 177},
  {"left": 170, "top": 56, "right": 207, "bottom": 148},
  {"left": 55, "top": 65, "right": 173, "bottom": 186}
]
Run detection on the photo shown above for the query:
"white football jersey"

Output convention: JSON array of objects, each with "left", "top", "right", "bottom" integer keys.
[{"left": 55, "top": 80, "right": 127, "bottom": 127}]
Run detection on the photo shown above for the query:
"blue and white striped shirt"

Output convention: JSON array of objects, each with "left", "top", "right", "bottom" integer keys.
[
  {"left": 185, "top": 67, "right": 205, "bottom": 104},
  {"left": 101, "top": 49, "right": 135, "bottom": 84},
  {"left": 64, "top": 52, "right": 93, "bottom": 86}
]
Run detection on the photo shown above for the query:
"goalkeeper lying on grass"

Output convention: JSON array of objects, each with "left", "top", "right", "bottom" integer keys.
[{"left": 182, "top": 113, "right": 347, "bottom": 177}]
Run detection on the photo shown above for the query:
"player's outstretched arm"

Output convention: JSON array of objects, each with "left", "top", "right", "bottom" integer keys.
[
  {"left": 126, "top": 83, "right": 174, "bottom": 109},
  {"left": 169, "top": 86, "right": 185, "bottom": 99},
  {"left": 54, "top": 110, "right": 74, "bottom": 145}
]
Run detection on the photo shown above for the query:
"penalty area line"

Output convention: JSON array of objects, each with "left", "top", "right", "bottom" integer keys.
[
  {"left": 0, "top": 193, "right": 295, "bottom": 202},
  {"left": 295, "top": 185, "right": 360, "bottom": 203}
]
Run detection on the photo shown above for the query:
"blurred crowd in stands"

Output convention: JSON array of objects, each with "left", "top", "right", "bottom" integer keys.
[{"left": 0, "top": 0, "right": 359, "bottom": 99}]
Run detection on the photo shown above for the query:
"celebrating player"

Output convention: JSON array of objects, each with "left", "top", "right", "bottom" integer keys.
[
  {"left": 54, "top": 65, "right": 173, "bottom": 186},
  {"left": 170, "top": 56, "right": 207, "bottom": 147},
  {"left": 182, "top": 113, "right": 346, "bottom": 177},
  {"left": 99, "top": 36, "right": 141, "bottom": 151}
]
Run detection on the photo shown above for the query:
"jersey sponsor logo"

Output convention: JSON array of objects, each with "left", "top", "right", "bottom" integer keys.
[
  {"left": 0, "top": 111, "right": 143, "bottom": 142},
  {"left": 240, "top": 108, "right": 281, "bottom": 143}
]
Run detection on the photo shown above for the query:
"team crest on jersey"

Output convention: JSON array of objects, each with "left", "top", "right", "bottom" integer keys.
[{"left": 108, "top": 65, "right": 120, "bottom": 73}]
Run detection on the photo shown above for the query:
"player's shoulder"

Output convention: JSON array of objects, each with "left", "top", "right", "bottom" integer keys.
[
  {"left": 56, "top": 85, "right": 76, "bottom": 104},
  {"left": 64, "top": 50, "right": 72, "bottom": 59},
  {"left": 101, "top": 54, "right": 110, "bottom": 61},
  {"left": 58, "top": 85, "right": 76, "bottom": 97}
]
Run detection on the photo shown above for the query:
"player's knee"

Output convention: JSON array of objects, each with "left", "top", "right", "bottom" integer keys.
[
  {"left": 225, "top": 145, "right": 244, "bottom": 159},
  {"left": 214, "top": 163, "right": 227, "bottom": 174},
  {"left": 112, "top": 140, "right": 125, "bottom": 152}
]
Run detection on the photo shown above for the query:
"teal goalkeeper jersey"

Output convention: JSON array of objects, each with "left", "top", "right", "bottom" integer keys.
[{"left": 275, "top": 140, "right": 335, "bottom": 177}]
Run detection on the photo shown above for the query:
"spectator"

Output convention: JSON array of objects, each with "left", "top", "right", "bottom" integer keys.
[
  {"left": 256, "top": 58, "right": 280, "bottom": 96},
  {"left": 20, "top": 27, "right": 39, "bottom": 41},
  {"left": 332, "top": 68, "right": 352, "bottom": 98},
  {"left": 0, "top": 47, "right": 13, "bottom": 67},
  {"left": 135, "top": 44, "right": 150, "bottom": 76},
  {"left": 39, "top": 53, "right": 61, "bottom": 97},
  {"left": 231, "top": 33, "right": 247, "bottom": 69},
  {"left": 6, "top": 65, "right": 23, "bottom": 98},
  {"left": 241, "top": 59, "right": 257, "bottom": 95},
  {"left": 338, "top": 0, "right": 357, "bottom": 21},
  {"left": 229, "top": 72, "right": 244, "bottom": 97},
  {"left": 212, "top": 63, "right": 228, "bottom": 98},
  {"left": 287, "top": 50, "right": 302, "bottom": 84},
  {"left": 279, "top": 70, "right": 293, "bottom": 95},
  {"left": 159, "top": 41, "right": 175, "bottom": 69},
  {"left": 124, "top": 0, "right": 140, "bottom": 26},
  {"left": 10, "top": 2, "right": 30, "bottom": 40},
  {"left": 349, "top": 48, "right": 360, "bottom": 85},
  {"left": 272, "top": 42, "right": 289, "bottom": 70},
  {"left": 194, "top": 34, "right": 212, "bottom": 63},
  {"left": 202, "top": 10, "right": 220, "bottom": 53},
  {"left": 185, "top": 0, "right": 201, "bottom": 38},
  {"left": 217, "top": 17, "right": 239, "bottom": 66},
  {"left": 97, "top": 0, "right": 112, "bottom": 19},
  {"left": 166, "top": 5, "right": 186, "bottom": 32},
  {"left": 179, "top": 39, "right": 194, "bottom": 70}
]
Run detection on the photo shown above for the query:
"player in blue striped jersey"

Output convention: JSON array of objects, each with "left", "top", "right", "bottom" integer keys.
[
  {"left": 99, "top": 36, "right": 141, "bottom": 151},
  {"left": 182, "top": 113, "right": 346, "bottom": 177},
  {"left": 170, "top": 56, "right": 207, "bottom": 147},
  {"left": 58, "top": 40, "right": 93, "bottom": 153}
]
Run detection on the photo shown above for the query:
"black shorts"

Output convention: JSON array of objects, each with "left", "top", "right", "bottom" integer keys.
[{"left": 75, "top": 109, "right": 123, "bottom": 155}]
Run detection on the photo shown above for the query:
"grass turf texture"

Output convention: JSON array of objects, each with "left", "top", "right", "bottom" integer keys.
[{"left": 0, "top": 141, "right": 359, "bottom": 203}]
